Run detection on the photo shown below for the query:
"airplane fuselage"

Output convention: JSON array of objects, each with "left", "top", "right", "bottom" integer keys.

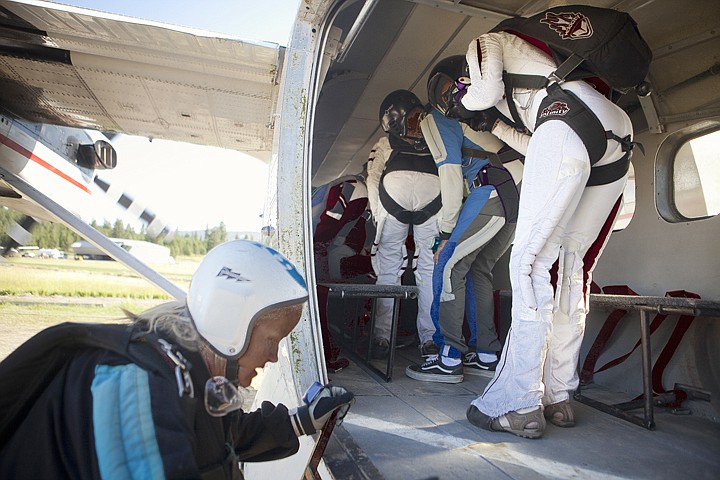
[{"left": 0, "top": 112, "right": 101, "bottom": 221}]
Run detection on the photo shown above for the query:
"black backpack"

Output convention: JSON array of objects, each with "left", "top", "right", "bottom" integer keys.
[
  {"left": 490, "top": 5, "right": 652, "bottom": 94},
  {"left": 0, "top": 322, "right": 239, "bottom": 479}
]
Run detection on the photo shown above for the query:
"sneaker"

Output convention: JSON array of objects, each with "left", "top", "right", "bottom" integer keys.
[
  {"left": 371, "top": 337, "right": 390, "bottom": 359},
  {"left": 544, "top": 399, "right": 575, "bottom": 427},
  {"left": 466, "top": 404, "right": 545, "bottom": 439},
  {"left": 419, "top": 340, "right": 439, "bottom": 358},
  {"left": 463, "top": 352, "right": 498, "bottom": 377},
  {"left": 405, "top": 356, "right": 463, "bottom": 383}
]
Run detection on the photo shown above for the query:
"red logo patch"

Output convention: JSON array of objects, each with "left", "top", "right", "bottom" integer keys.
[
  {"left": 539, "top": 101, "right": 569, "bottom": 118},
  {"left": 540, "top": 11, "right": 593, "bottom": 40}
]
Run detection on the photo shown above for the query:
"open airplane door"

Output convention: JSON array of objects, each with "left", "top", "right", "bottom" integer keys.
[{"left": 243, "top": 2, "right": 332, "bottom": 477}]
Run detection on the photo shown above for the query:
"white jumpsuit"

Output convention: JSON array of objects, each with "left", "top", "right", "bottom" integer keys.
[
  {"left": 463, "top": 32, "right": 632, "bottom": 417},
  {"left": 366, "top": 136, "right": 440, "bottom": 345}
]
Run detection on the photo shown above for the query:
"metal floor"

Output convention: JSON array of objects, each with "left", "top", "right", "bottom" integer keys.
[{"left": 323, "top": 346, "right": 720, "bottom": 480}]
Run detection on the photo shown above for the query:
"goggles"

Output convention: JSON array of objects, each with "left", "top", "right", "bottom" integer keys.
[
  {"left": 204, "top": 376, "right": 246, "bottom": 417},
  {"left": 428, "top": 72, "right": 471, "bottom": 117},
  {"left": 406, "top": 107, "right": 426, "bottom": 139}
]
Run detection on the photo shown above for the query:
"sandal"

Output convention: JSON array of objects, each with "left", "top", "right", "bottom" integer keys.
[
  {"left": 467, "top": 405, "right": 545, "bottom": 439},
  {"left": 544, "top": 399, "right": 575, "bottom": 427}
]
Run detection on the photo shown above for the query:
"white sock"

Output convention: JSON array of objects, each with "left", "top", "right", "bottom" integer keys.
[
  {"left": 478, "top": 352, "right": 498, "bottom": 363},
  {"left": 441, "top": 355, "right": 461, "bottom": 366}
]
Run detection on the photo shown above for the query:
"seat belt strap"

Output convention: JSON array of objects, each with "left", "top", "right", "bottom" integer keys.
[
  {"left": 579, "top": 285, "right": 639, "bottom": 385},
  {"left": 587, "top": 289, "right": 700, "bottom": 397}
]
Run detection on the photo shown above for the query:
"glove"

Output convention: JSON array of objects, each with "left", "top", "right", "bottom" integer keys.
[
  {"left": 289, "top": 384, "right": 355, "bottom": 436},
  {"left": 467, "top": 107, "right": 502, "bottom": 132}
]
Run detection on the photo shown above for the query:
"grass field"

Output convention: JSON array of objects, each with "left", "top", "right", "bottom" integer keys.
[
  {"left": 1, "top": 256, "right": 200, "bottom": 297},
  {"left": 0, "top": 256, "right": 202, "bottom": 359}
]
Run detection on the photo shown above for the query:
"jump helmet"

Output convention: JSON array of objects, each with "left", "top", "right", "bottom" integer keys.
[
  {"left": 427, "top": 55, "right": 471, "bottom": 117},
  {"left": 379, "top": 89, "right": 425, "bottom": 142},
  {"left": 187, "top": 240, "right": 308, "bottom": 358}
]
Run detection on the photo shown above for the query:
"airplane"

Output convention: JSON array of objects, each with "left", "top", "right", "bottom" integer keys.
[
  {"left": 1, "top": 0, "right": 719, "bottom": 479},
  {"left": 0, "top": 113, "right": 177, "bottom": 239}
]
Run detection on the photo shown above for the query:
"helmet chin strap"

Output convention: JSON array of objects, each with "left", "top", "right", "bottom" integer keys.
[
  {"left": 199, "top": 341, "right": 239, "bottom": 384},
  {"left": 225, "top": 358, "right": 239, "bottom": 384}
]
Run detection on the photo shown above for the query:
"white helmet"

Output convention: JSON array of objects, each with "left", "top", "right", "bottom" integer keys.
[{"left": 187, "top": 240, "right": 308, "bottom": 358}]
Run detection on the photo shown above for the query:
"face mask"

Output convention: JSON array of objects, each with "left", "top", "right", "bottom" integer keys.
[{"left": 204, "top": 376, "right": 245, "bottom": 417}]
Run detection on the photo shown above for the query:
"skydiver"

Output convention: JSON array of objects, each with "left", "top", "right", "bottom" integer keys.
[
  {"left": 366, "top": 90, "right": 441, "bottom": 359},
  {"left": 405, "top": 55, "right": 524, "bottom": 384},
  {"left": 441, "top": 30, "right": 633, "bottom": 438},
  {"left": 0, "top": 240, "right": 355, "bottom": 478}
]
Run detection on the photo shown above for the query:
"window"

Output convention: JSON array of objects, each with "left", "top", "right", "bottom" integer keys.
[
  {"left": 673, "top": 130, "right": 720, "bottom": 219},
  {"left": 656, "top": 121, "right": 720, "bottom": 222}
]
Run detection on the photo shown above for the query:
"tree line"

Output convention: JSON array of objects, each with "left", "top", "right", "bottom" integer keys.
[{"left": 0, "top": 208, "right": 244, "bottom": 258}]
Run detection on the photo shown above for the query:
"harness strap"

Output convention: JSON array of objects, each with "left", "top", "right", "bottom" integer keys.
[
  {"left": 382, "top": 150, "right": 439, "bottom": 176},
  {"left": 379, "top": 150, "right": 441, "bottom": 224},
  {"left": 462, "top": 147, "right": 521, "bottom": 223},
  {"left": 586, "top": 151, "right": 631, "bottom": 187},
  {"left": 551, "top": 53, "right": 585, "bottom": 83},
  {"left": 502, "top": 76, "right": 640, "bottom": 187},
  {"left": 606, "top": 130, "right": 645, "bottom": 155},
  {"left": 471, "top": 165, "right": 520, "bottom": 223},
  {"left": 503, "top": 78, "right": 525, "bottom": 130},
  {"left": 536, "top": 82, "right": 608, "bottom": 164},
  {"left": 379, "top": 185, "right": 441, "bottom": 225},
  {"left": 502, "top": 71, "right": 548, "bottom": 90}
]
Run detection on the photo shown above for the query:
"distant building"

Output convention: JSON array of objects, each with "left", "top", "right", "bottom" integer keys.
[
  {"left": 71, "top": 238, "right": 174, "bottom": 264},
  {"left": 38, "top": 248, "right": 66, "bottom": 259}
]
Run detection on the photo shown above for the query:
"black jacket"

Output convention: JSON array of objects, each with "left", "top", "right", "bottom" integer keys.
[{"left": 0, "top": 323, "right": 299, "bottom": 479}]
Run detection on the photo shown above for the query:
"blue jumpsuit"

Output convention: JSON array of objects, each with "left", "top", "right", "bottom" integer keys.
[{"left": 421, "top": 109, "right": 523, "bottom": 360}]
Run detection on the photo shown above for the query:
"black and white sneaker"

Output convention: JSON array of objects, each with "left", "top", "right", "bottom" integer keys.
[
  {"left": 463, "top": 352, "right": 498, "bottom": 377},
  {"left": 405, "top": 356, "right": 463, "bottom": 383}
]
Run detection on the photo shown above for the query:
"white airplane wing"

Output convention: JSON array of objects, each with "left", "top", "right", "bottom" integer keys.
[{"left": 0, "top": 0, "right": 283, "bottom": 162}]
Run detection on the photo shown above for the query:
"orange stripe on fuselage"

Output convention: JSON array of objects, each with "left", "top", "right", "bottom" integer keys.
[{"left": 0, "top": 132, "right": 91, "bottom": 194}]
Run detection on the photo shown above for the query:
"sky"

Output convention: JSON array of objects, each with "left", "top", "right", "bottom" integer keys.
[{"left": 54, "top": 0, "right": 301, "bottom": 232}]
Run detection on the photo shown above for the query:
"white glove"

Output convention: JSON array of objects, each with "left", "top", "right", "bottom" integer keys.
[{"left": 289, "top": 384, "right": 355, "bottom": 436}]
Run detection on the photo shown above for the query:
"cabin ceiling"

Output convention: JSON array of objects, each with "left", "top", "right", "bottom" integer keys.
[{"left": 310, "top": 0, "right": 720, "bottom": 186}]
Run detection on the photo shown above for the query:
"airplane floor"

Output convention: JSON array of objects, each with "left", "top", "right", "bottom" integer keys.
[{"left": 324, "top": 346, "right": 720, "bottom": 480}]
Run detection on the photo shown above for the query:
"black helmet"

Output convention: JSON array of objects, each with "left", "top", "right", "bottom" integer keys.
[
  {"left": 427, "top": 55, "right": 471, "bottom": 117},
  {"left": 379, "top": 89, "right": 425, "bottom": 140}
]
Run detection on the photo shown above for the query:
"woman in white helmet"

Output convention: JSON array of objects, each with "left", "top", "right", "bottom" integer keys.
[{"left": 0, "top": 240, "right": 354, "bottom": 479}]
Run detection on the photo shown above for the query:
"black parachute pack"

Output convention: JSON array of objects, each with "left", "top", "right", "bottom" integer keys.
[
  {"left": 0, "top": 322, "right": 240, "bottom": 479},
  {"left": 490, "top": 4, "right": 652, "bottom": 95},
  {"left": 488, "top": 5, "right": 649, "bottom": 186}
]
